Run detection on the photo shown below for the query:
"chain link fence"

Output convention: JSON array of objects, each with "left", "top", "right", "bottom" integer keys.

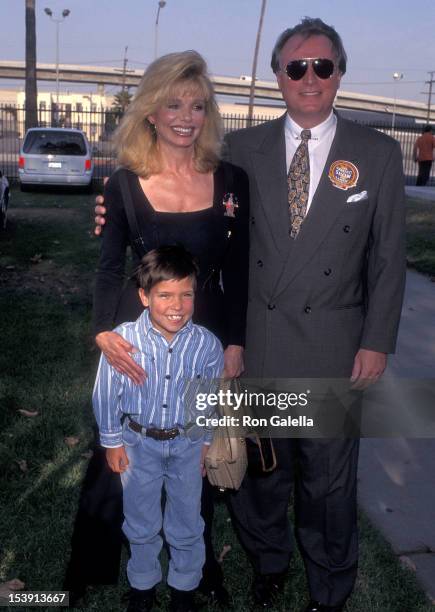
[{"left": 1, "top": 105, "right": 433, "bottom": 186}]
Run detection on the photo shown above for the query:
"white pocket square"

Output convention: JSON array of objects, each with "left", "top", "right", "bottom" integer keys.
[{"left": 346, "top": 190, "right": 368, "bottom": 203}]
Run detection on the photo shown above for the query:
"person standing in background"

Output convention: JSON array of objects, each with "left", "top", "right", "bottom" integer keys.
[{"left": 413, "top": 125, "right": 435, "bottom": 186}]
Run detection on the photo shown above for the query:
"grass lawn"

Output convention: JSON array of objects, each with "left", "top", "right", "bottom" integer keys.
[
  {"left": 406, "top": 197, "right": 435, "bottom": 277},
  {"left": 0, "top": 189, "right": 433, "bottom": 611}
]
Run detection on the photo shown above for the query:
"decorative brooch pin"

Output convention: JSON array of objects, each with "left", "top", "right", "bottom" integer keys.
[{"left": 223, "top": 193, "right": 239, "bottom": 218}]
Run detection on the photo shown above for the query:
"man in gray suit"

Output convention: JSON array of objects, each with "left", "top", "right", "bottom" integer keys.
[{"left": 225, "top": 17, "right": 405, "bottom": 612}]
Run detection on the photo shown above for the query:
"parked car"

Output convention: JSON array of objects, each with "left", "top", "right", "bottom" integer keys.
[{"left": 18, "top": 127, "right": 93, "bottom": 191}]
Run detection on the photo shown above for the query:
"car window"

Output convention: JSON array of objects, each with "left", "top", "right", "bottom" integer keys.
[{"left": 23, "top": 131, "right": 87, "bottom": 156}]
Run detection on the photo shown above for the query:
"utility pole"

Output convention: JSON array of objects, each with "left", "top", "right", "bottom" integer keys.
[
  {"left": 424, "top": 71, "right": 434, "bottom": 124},
  {"left": 114, "top": 47, "right": 134, "bottom": 112},
  {"left": 121, "top": 46, "right": 128, "bottom": 96},
  {"left": 247, "top": 0, "right": 267, "bottom": 127}
]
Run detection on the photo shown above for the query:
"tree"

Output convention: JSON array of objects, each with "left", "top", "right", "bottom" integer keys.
[
  {"left": 247, "top": 0, "right": 267, "bottom": 126},
  {"left": 112, "top": 89, "right": 133, "bottom": 114},
  {"left": 25, "top": 0, "right": 38, "bottom": 130}
]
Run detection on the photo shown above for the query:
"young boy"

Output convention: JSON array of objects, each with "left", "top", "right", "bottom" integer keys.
[{"left": 93, "top": 245, "right": 223, "bottom": 612}]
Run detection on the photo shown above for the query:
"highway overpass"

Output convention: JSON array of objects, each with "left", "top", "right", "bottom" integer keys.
[{"left": 0, "top": 60, "right": 433, "bottom": 122}]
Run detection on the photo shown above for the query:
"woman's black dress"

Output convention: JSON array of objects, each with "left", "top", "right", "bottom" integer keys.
[{"left": 64, "top": 162, "right": 249, "bottom": 592}]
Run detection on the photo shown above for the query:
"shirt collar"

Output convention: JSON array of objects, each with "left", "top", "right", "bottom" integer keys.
[
  {"left": 138, "top": 308, "right": 194, "bottom": 344},
  {"left": 285, "top": 111, "right": 336, "bottom": 142}
]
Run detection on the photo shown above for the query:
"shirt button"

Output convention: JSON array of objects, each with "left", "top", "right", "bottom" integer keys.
[
  {"left": 165, "top": 374, "right": 171, "bottom": 380},
  {"left": 304, "top": 306, "right": 312, "bottom": 314},
  {"left": 343, "top": 225, "right": 351, "bottom": 233},
  {"left": 257, "top": 259, "right": 263, "bottom": 267},
  {"left": 324, "top": 268, "right": 332, "bottom": 276},
  {"left": 162, "top": 403, "right": 168, "bottom": 408},
  {"left": 168, "top": 348, "right": 173, "bottom": 353},
  {"left": 268, "top": 304, "right": 276, "bottom": 310}
]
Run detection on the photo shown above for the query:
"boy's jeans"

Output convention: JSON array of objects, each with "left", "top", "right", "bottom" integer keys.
[{"left": 120, "top": 422, "right": 205, "bottom": 591}]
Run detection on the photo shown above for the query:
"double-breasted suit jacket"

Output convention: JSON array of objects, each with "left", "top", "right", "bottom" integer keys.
[
  {"left": 224, "top": 113, "right": 406, "bottom": 605},
  {"left": 226, "top": 113, "right": 406, "bottom": 379}
]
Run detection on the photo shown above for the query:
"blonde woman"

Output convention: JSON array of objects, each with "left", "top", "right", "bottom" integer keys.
[{"left": 66, "top": 51, "right": 249, "bottom": 611}]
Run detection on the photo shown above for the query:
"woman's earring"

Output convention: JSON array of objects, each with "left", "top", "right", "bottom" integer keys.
[{"left": 148, "top": 121, "right": 157, "bottom": 137}]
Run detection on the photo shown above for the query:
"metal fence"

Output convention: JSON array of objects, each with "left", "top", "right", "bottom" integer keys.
[{"left": 1, "top": 105, "right": 433, "bottom": 185}]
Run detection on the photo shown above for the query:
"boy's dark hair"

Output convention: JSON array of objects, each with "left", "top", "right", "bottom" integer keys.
[
  {"left": 270, "top": 17, "right": 347, "bottom": 75},
  {"left": 135, "top": 245, "right": 199, "bottom": 294}
]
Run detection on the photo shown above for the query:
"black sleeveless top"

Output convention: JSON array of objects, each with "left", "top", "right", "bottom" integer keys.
[{"left": 93, "top": 163, "right": 250, "bottom": 346}]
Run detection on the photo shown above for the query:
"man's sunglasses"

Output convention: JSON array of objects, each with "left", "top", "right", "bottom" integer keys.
[{"left": 283, "top": 58, "right": 335, "bottom": 81}]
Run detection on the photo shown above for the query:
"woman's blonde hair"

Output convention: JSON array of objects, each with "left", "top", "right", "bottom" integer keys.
[{"left": 113, "top": 50, "right": 222, "bottom": 177}]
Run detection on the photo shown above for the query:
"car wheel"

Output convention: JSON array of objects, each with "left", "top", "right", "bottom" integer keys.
[{"left": 20, "top": 183, "right": 30, "bottom": 192}]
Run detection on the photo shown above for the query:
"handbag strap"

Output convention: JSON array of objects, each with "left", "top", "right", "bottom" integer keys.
[
  {"left": 118, "top": 170, "right": 147, "bottom": 257},
  {"left": 253, "top": 434, "right": 277, "bottom": 472}
]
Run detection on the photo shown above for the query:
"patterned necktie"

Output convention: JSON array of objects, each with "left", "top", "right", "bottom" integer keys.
[{"left": 288, "top": 129, "right": 311, "bottom": 238}]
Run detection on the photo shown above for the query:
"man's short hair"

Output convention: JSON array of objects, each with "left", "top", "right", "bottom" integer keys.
[
  {"left": 423, "top": 125, "right": 433, "bottom": 133},
  {"left": 271, "top": 17, "right": 347, "bottom": 75},
  {"left": 135, "top": 245, "right": 199, "bottom": 294}
]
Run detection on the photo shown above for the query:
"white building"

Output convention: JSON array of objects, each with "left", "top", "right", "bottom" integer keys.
[{"left": 0, "top": 89, "right": 114, "bottom": 140}]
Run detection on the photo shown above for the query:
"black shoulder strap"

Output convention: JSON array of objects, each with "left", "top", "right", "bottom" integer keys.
[
  {"left": 222, "top": 161, "right": 234, "bottom": 196},
  {"left": 118, "top": 170, "right": 147, "bottom": 257}
]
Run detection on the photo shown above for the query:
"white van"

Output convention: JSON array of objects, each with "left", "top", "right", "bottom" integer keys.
[{"left": 19, "top": 128, "right": 93, "bottom": 190}]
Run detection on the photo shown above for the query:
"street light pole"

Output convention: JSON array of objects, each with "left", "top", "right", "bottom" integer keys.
[
  {"left": 154, "top": 1, "right": 166, "bottom": 60},
  {"left": 248, "top": 0, "right": 267, "bottom": 126},
  {"left": 44, "top": 8, "right": 70, "bottom": 105},
  {"left": 392, "top": 71, "right": 403, "bottom": 131}
]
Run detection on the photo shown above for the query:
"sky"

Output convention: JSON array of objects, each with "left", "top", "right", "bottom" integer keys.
[{"left": 2, "top": 0, "right": 435, "bottom": 105}]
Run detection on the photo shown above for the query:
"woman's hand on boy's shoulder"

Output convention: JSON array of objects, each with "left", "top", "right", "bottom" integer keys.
[
  {"left": 106, "top": 446, "right": 129, "bottom": 473},
  {"left": 96, "top": 331, "right": 147, "bottom": 385}
]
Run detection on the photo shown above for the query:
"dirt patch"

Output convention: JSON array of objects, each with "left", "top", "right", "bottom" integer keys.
[{"left": 0, "top": 258, "right": 93, "bottom": 303}]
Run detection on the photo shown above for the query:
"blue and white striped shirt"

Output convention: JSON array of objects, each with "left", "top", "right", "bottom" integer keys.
[{"left": 93, "top": 309, "right": 224, "bottom": 447}]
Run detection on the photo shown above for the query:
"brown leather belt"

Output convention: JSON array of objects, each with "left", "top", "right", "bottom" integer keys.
[{"left": 128, "top": 418, "right": 180, "bottom": 441}]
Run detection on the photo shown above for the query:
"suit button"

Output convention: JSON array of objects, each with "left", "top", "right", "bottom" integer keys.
[
  {"left": 268, "top": 303, "right": 276, "bottom": 310},
  {"left": 304, "top": 306, "right": 312, "bottom": 314},
  {"left": 324, "top": 268, "right": 332, "bottom": 276},
  {"left": 251, "top": 216, "right": 256, "bottom": 225},
  {"left": 343, "top": 225, "right": 351, "bottom": 233},
  {"left": 257, "top": 259, "right": 263, "bottom": 267}
]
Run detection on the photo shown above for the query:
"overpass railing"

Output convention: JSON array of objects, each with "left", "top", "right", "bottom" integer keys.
[{"left": 0, "top": 105, "right": 432, "bottom": 186}]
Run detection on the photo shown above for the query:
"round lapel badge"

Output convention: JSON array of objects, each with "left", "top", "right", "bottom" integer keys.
[{"left": 328, "top": 160, "right": 359, "bottom": 191}]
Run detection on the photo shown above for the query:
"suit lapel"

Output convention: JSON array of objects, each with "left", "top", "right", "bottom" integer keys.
[
  {"left": 273, "top": 115, "right": 360, "bottom": 297},
  {"left": 251, "top": 115, "right": 291, "bottom": 254}
]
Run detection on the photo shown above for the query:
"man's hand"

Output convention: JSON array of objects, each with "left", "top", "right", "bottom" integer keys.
[
  {"left": 106, "top": 446, "right": 129, "bottom": 473},
  {"left": 96, "top": 331, "right": 146, "bottom": 385},
  {"left": 223, "top": 345, "right": 244, "bottom": 379},
  {"left": 94, "top": 177, "right": 108, "bottom": 236},
  {"left": 94, "top": 197, "right": 107, "bottom": 236},
  {"left": 200, "top": 444, "right": 209, "bottom": 477},
  {"left": 350, "top": 348, "right": 387, "bottom": 390}
]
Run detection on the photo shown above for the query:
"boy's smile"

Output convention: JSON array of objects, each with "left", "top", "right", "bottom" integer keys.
[{"left": 139, "top": 276, "right": 195, "bottom": 342}]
